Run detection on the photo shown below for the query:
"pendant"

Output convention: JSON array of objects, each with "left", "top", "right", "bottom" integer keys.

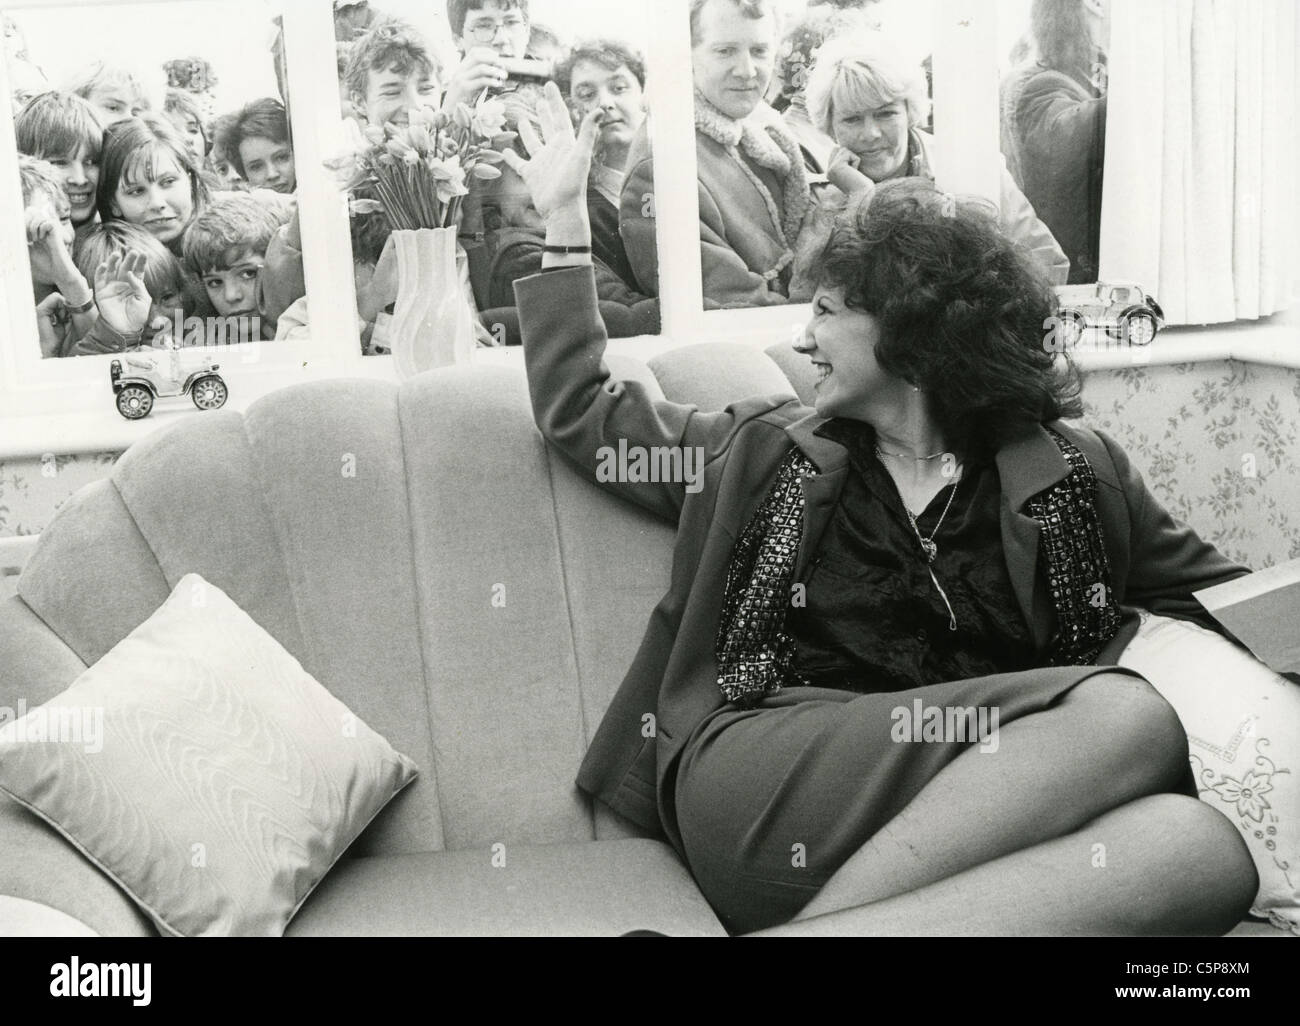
[{"left": 920, "top": 538, "right": 938, "bottom": 563}]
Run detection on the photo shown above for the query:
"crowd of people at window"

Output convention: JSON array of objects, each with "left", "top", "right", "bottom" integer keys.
[
  {"left": 8, "top": 12, "right": 299, "bottom": 357},
  {"left": 8, "top": 0, "right": 1107, "bottom": 358},
  {"left": 323, "top": 0, "right": 658, "bottom": 350},
  {"left": 648, "top": 0, "right": 1108, "bottom": 310}
]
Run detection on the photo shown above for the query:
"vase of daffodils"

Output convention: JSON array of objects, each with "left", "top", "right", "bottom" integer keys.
[{"left": 327, "top": 98, "right": 510, "bottom": 376}]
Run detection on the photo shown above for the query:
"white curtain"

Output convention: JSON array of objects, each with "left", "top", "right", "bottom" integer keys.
[{"left": 1100, "top": 0, "right": 1299, "bottom": 324}]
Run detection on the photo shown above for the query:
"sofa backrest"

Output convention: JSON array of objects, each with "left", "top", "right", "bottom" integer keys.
[{"left": 4, "top": 343, "right": 801, "bottom": 857}]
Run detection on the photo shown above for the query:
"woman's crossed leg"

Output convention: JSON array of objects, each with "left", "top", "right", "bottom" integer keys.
[{"left": 752, "top": 672, "right": 1257, "bottom": 936}]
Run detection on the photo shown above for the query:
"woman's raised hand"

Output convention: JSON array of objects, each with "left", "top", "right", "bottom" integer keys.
[
  {"left": 498, "top": 80, "right": 603, "bottom": 221},
  {"left": 827, "top": 145, "right": 876, "bottom": 198}
]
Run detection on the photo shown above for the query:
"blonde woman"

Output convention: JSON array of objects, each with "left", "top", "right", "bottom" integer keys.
[{"left": 805, "top": 32, "right": 1071, "bottom": 284}]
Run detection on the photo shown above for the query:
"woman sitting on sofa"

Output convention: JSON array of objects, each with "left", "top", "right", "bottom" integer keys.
[{"left": 503, "top": 82, "right": 1258, "bottom": 936}]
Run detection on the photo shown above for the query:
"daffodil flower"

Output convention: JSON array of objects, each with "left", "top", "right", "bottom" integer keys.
[
  {"left": 471, "top": 97, "right": 508, "bottom": 138},
  {"left": 408, "top": 104, "right": 447, "bottom": 133},
  {"left": 386, "top": 135, "right": 417, "bottom": 161}
]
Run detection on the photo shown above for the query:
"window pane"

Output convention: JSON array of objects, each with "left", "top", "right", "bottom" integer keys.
[
  {"left": 998, "top": 0, "right": 1109, "bottom": 284},
  {"left": 6, "top": 0, "right": 300, "bottom": 361},
  {"left": 687, "top": 0, "right": 936, "bottom": 311},
  {"left": 334, "top": 0, "right": 659, "bottom": 354}
]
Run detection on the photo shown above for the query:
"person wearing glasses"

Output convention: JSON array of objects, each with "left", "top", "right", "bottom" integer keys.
[{"left": 443, "top": 0, "right": 534, "bottom": 112}]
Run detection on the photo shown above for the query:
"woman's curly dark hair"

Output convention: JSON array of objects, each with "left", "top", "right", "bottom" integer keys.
[{"left": 818, "top": 177, "right": 1082, "bottom": 455}]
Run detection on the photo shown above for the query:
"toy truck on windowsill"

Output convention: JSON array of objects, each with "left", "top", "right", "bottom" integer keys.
[
  {"left": 1052, "top": 281, "right": 1165, "bottom": 348},
  {"left": 110, "top": 345, "right": 228, "bottom": 420}
]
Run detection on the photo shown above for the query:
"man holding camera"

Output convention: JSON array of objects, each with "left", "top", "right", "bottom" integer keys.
[{"left": 443, "top": 0, "right": 546, "bottom": 111}]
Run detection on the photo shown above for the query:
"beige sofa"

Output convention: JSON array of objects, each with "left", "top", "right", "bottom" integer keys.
[{"left": 0, "top": 344, "right": 1286, "bottom": 935}]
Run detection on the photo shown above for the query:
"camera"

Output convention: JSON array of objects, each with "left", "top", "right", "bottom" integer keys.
[{"left": 497, "top": 57, "right": 553, "bottom": 83}]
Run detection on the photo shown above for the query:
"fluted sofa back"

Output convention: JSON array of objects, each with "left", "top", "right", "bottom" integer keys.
[{"left": 2, "top": 344, "right": 800, "bottom": 859}]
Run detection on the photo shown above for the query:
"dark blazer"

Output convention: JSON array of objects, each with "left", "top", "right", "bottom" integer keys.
[{"left": 515, "top": 266, "right": 1249, "bottom": 853}]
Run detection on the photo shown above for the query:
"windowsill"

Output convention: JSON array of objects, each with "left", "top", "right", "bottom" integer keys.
[
  {"left": 0, "top": 356, "right": 396, "bottom": 461},
  {"left": 675, "top": 301, "right": 1300, "bottom": 371},
  {"left": 1066, "top": 305, "right": 1300, "bottom": 370},
  {"left": 0, "top": 306, "right": 1295, "bottom": 461}
]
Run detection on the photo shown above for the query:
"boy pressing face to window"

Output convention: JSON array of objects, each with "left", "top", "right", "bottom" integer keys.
[
  {"left": 65, "top": 62, "right": 154, "bottom": 125},
  {"left": 74, "top": 220, "right": 188, "bottom": 343},
  {"left": 344, "top": 18, "right": 440, "bottom": 128},
  {"left": 21, "top": 163, "right": 76, "bottom": 286},
  {"left": 19, "top": 156, "right": 97, "bottom": 357},
  {"left": 215, "top": 98, "right": 296, "bottom": 194},
  {"left": 183, "top": 193, "right": 291, "bottom": 340}
]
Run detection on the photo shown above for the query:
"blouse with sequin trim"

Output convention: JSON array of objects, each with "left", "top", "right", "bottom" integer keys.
[{"left": 785, "top": 418, "right": 1037, "bottom": 694}]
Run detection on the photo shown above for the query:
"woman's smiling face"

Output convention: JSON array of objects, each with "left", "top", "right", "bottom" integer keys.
[
  {"left": 830, "top": 89, "right": 910, "bottom": 182},
  {"left": 111, "top": 148, "right": 193, "bottom": 244},
  {"left": 795, "top": 285, "right": 901, "bottom": 421}
]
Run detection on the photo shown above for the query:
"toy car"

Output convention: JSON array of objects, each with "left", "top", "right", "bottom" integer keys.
[
  {"left": 1052, "top": 280, "right": 1165, "bottom": 348},
  {"left": 110, "top": 344, "right": 227, "bottom": 420}
]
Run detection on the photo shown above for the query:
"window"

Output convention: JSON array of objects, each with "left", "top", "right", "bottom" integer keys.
[{"left": 0, "top": 0, "right": 1295, "bottom": 460}]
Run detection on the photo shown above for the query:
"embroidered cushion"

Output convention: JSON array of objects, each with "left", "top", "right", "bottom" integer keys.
[{"left": 1118, "top": 611, "right": 1300, "bottom": 935}]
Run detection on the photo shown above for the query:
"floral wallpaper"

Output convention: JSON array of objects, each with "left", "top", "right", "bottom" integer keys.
[
  {"left": 2, "top": 361, "right": 1299, "bottom": 573},
  {"left": 0, "top": 451, "right": 122, "bottom": 539},
  {"left": 1080, "top": 361, "right": 1300, "bottom": 570}
]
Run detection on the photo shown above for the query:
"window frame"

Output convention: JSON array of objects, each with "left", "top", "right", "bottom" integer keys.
[
  {"left": 0, "top": 0, "right": 1295, "bottom": 463},
  {"left": 0, "top": 0, "right": 362, "bottom": 455}
]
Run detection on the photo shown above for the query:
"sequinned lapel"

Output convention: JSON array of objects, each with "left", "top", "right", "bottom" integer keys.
[
  {"left": 996, "top": 425, "right": 1073, "bottom": 647},
  {"left": 784, "top": 411, "right": 850, "bottom": 582}
]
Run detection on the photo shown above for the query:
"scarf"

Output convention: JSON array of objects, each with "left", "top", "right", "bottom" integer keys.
[
  {"left": 693, "top": 88, "right": 812, "bottom": 282},
  {"left": 715, "top": 430, "right": 1120, "bottom": 707}
]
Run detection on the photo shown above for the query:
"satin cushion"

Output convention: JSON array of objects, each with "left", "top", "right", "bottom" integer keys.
[{"left": 0, "top": 574, "right": 418, "bottom": 936}]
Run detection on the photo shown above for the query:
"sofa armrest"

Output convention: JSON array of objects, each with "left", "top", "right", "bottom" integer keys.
[
  {"left": 0, "top": 895, "right": 100, "bottom": 936},
  {"left": 0, "top": 797, "right": 156, "bottom": 937}
]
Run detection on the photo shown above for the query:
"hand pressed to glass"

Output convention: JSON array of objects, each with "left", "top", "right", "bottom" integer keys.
[{"left": 498, "top": 81, "right": 602, "bottom": 266}]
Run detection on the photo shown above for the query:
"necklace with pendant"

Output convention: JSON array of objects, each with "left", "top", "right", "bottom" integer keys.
[{"left": 877, "top": 445, "right": 961, "bottom": 631}]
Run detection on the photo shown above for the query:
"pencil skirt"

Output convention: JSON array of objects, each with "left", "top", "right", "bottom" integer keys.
[{"left": 673, "top": 665, "right": 1165, "bottom": 934}]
